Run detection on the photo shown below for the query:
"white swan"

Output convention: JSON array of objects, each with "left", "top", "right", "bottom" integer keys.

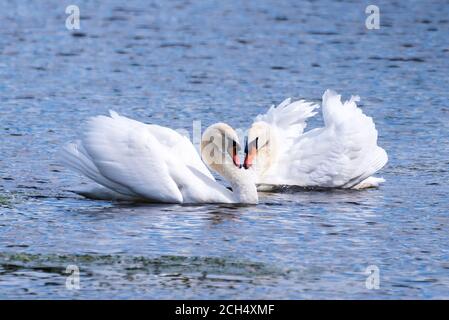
[
  {"left": 243, "top": 89, "right": 388, "bottom": 189},
  {"left": 61, "top": 111, "right": 258, "bottom": 204}
]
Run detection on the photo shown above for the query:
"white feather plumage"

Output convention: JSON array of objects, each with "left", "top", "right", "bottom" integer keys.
[
  {"left": 61, "top": 112, "right": 257, "bottom": 204},
  {"left": 251, "top": 89, "right": 388, "bottom": 189}
]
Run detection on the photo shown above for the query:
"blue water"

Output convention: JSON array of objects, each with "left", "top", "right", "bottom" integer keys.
[{"left": 1, "top": 0, "right": 448, "bottom": 299}]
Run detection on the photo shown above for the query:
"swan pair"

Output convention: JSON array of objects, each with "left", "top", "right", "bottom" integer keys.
[{"left": 61, "top": 90, "right": 388, "bottom": 204}]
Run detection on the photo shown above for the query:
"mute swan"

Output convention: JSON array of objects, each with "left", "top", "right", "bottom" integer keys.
[
  {"left": 61, "top": 111, "right": 258, "bottom": 204},
  {"left": 243, "top": 89, "right": 388, "bottom": 189}
]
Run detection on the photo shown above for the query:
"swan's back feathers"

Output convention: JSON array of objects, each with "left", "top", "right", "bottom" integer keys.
[
  {"left": 321, "top": 89, "right": 388, "bottom": 187},
  {"left": 61, "top": 141, "right": 137, "bottom": 197},
  {"left": 266, "top": 90, "right": 388, "bottom": 188},
  {"left": 61, "top": 112, "right": 230, "bottom": 203}
]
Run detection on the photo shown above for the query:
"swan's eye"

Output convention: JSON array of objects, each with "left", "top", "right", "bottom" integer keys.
[
  {"left": 233, "top": 140, "right": 241, "bottom": 152},
  {"left": 227, "top": 138, "right": 240, "bottom": 155}
]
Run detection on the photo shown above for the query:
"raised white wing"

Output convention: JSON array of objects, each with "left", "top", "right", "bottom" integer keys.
[
  {"left": 265, "top": 90, "right": 388, "bottom": 188},
  {"left": 254, "top": 97, "right": 319, "bottom": 151},
  {"left": 61, "top": 111, "right": 233, "bottom": 203}
]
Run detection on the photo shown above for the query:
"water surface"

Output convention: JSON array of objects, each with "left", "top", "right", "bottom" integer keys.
[{"left": 1, "top": 0, "right": 449, "bottom": 299}]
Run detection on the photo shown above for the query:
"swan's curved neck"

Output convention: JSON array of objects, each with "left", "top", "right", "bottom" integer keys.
[{"left": 221, "top": 165, "right": 258, "bottom": 204}]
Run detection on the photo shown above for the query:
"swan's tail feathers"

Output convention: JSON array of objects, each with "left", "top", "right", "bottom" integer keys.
[
  {"left": 342, "top": 146, "right": 388, "bottom": 188},
  {"left": 60, "top": 141, "right": 99, "bottom": 181},
  {"left": 255, "top": 97, "right": 319, "bottom": 134},
  {"left": 353, "top": 176, "right": 386, "bottom": 190},
  {"left": 60, "top": 141, "right": 135, "bottom": 197},
  {"left": 71, "top": 185, "right": 137, "bottom": 200},
  {"left": 371, "top": 147, "right": 389, "bottom": 174}
]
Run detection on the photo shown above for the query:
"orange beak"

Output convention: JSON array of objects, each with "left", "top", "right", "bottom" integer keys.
[
  {"left": 244, "top": 144, "right": 257, "bottom": 169},
  {"left": 232, "top": 150, "right": 240, "bottom": 167}
]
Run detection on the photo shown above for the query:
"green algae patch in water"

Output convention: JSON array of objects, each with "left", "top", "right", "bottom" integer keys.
[{"left": 0, "top": 195, "right": 11, "bottom": 207}]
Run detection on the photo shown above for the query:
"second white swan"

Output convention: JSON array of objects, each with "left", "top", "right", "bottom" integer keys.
[{"left": 243, "top": 90, "right": 388, "bottom": 189}]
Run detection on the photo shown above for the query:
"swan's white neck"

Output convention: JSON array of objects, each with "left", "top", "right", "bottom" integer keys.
[
  {"left": 221, "top": 165, "right": 258, "bottom": 204},
  {"left": 200, "top": 123, "right": 258, "bottom": 204}
]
